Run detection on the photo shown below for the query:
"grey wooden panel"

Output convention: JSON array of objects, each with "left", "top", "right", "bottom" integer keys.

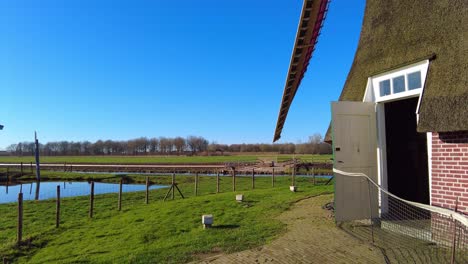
[{"left": 332, "top": 101, "right": 378, "bottom": 222}]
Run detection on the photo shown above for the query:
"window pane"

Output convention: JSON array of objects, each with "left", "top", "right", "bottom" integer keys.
[
  {"left": 408, "top": 71, "right": 422, "bottom": 90},
  {"left": 379, "top": 79, "right": 391, "bottom": 96},
  {"left": 393, "top": 75, "right": 405, "bottom": 93}
]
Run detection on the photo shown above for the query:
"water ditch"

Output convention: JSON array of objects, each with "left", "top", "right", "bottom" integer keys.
[{"left": 0, "top": 181, "right": 168, "bottom": 204}]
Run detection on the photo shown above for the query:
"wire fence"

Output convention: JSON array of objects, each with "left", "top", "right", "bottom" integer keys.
[
  {"left": 0, "top": 169, "right": 331, "bottom": 261},
  {"left": 333, "top": 168, "right": 468, "bottom": 264}
]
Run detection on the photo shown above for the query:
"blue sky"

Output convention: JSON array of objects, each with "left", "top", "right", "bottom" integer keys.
[{"left": 0, "top": 0, "right": 365, "bottom": 149}]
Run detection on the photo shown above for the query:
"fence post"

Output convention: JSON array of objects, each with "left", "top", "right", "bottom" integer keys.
[
  {"left": 20, "top": 162, "right": 23, "bottom": 176},
  {"left": 89, "top": 182, "right": 94, "bottom": 218},
  {"left": 17, "top": 193, "right": 23, "bottom": 245},
  {"left": 272, "top": 168, "right": 275, "bottom": 187},
  {"left": 34, "top": 131, "right": 41, "bottom": 182},
  {"left": 450, "top": 197, "right": 459, "bottom": 264},
  {"left": 291, "top": 163, "right": 296, "bottom": 187},
  {"left": 3, "top": 256, "right": 7, "bottom": 264},
  {"left": 232, "top": 169, "right": 236, "bottom": 192},
  {"left": 195, "top": 172, "right": 199, "bottom": 196},
  {"left": 216, "top": 171, "right": 220, "bottom": 193},
  {"left": 172, "top": 172, "right": 175, "bottom": 200},
  {"left": 252, "top": 168, "right": 255, "bottom": 189},
  {"left": 145, "top": 176, "right": 149, "bottom": 204},
  {"left": 313, "top": 168, "right": 316, "bottom": 185},
  {"left": 118, "top": 179, "right": 122, "bottom": 211},
  {"left": 64, "top": 163, "right": 66, "bottom": 172},
  {"left": 34, "top": 180, "right": 40, "bottom": 201},
  {"left": 56, "top": 185, "right": 60, "bottom": 228},
  {"left": 367, "top": 179, "right": 375, "bottom": 244},
  {"left": 5, "top": 171, "right": 8, "bottom": 194}
]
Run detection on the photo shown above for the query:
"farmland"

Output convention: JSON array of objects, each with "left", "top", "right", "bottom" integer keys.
[
  {"left": 0, "top": 154, "right": 332, "bottom": 165},
  {"left": 0, "top": 155, "right": 257, "bottom": 165}
]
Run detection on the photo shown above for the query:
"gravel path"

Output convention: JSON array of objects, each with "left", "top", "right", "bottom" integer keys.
[{"left": 195, "top": 194, "right": 385, "bottom": 264}]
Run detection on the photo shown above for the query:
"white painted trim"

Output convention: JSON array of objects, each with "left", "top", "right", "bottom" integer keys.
[
  {"left": 362, "top": 59, "right": 431, "bottom": 211},
  {"left": 371, "top": 60, "right": 429, "bottom": 103},
  {"left": 363, "top": 80, "right": 387, "bottom": 215},
  {"left": 375, "top": 90, "right": 421, "bottom": 103},
  {"left": 427, "top": 132, "right": 432, "bottom": 205},
  {"left": 362, "top": 78, "right": 374, "bottom": 102},
  {"left": 415, "top": 61, "right": 431, "bottom": 123},
  {"left": 376, "top": 103, "right": 388, "bottom": 214}
]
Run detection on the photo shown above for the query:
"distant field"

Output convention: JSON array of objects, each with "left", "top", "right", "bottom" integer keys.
[
  {"left": 0, "top": 155, "right": 257, "bottom": 164},
  {"left": 0, "top": 154, "right": 331, "bottom": 165},
  {"left": 275, "top": 154, "right": 332, "bottom": 163}
]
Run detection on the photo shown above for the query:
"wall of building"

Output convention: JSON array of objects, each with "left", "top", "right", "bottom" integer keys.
[{"left": 431, "top": 131, "right": 468, "bottom": 214}]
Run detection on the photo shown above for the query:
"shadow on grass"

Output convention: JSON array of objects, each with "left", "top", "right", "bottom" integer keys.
[
  {"left": 241, "top": 200, "right": 259, "bottom": 204},
  {"left": 236, "top": 200, "right": 259, "bottom": 208},
  {"left": 212, "top": 224, "right": 240, "bottom": 229}
]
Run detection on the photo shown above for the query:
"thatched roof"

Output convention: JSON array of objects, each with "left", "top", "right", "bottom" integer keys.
[
  {"left": 325, "top": 0, "right": 468, "bottom": 141},
  {"left": 273, "top": 0, "right": 329, "bottom": 142}
]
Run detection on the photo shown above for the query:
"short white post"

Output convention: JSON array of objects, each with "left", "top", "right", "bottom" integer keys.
[{"left": 202, "top": 214, "right": 213, "bottom": 229}]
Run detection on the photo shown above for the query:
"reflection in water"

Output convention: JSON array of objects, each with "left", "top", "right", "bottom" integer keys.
[
  {"left": 1, "top": 181, "right": 167, "bottom": 204},
  {"left": 35, "top": 181, "right": 40, "bottom": 200}
]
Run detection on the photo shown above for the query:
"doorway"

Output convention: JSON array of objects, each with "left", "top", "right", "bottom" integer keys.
[{"left": 384, "top": 97, "right": 429, "bottom": 204}]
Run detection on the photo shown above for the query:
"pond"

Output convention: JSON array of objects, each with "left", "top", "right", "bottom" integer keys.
[{"left": 0, "top": 181, "right": 168, "bottom": 204}]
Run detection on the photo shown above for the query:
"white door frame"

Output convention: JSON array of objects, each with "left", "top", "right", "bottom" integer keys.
[{"left": 363, "top": 60, "right": 430, "bottom": 211}]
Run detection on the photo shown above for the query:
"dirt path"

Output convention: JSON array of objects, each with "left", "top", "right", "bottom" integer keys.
[{"left": 196, "top": 194, "right": 385, "bottom": 264}]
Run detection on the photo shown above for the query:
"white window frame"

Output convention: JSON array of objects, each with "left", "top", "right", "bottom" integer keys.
[{"left": 371, "top": 60, "right": 429, "bottom": 103}]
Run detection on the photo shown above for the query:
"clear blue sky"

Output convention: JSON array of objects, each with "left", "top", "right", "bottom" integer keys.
[{"left": 0, "top": 0, "right": 365, "bottom": 149}]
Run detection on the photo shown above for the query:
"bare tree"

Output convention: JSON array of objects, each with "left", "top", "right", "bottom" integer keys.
[
  {"left": 186, "top": 136, "right": 208, "bottom": 154},
  {"left": 149, "top": 138, "right": 159, "bottom": 154},
  {"left": 159, "top": 137, "right": 171, "bottom": 154},
  {"left": 70, "top": 142, "right": 82, "bottom": 155},
  {"left": 173, "top": 137, "right": 186, "bottom": 155},
  {"left": 6, "top": 144, "right": 17, "bottom": 154},
  {"left": 81, "top": 141, "right": 92, "bottom": 155},
  {"left": 4, "top": 133, "right": 332, "bottom": 156}
]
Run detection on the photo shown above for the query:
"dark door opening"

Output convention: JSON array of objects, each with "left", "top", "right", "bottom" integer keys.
[{"left": 385, "top": 97, "right": 429, "bottom": 204}]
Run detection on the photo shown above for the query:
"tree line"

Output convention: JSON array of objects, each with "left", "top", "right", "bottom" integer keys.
[{"left": 5, "top": 134, "right": 331, "bottom": 156}]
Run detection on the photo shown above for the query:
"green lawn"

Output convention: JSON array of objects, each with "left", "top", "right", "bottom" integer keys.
[
  {"left": 0, "top": 154, "right": 332, "bottom": 165},
  {"left": 0, "top": 173, "right": 333, "bottom": 263}
]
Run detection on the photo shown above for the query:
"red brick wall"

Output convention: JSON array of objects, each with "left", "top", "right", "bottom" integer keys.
[{"left": 431, "top": 131, "right": 468, "bottom": 214}]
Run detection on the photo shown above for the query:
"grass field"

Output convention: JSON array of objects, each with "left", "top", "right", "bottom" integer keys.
[
  {"left": 0, "top": 154, "right": 332, "bottom": 165},
  {"left": 275, "top": 154, "right": 332, "bottom": 163},
  {"left": 0, "top": 173, "right": 333, "bottom": 263},
  {"left": 0, "top": 155, "right": 258, "bottom": 164}
]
